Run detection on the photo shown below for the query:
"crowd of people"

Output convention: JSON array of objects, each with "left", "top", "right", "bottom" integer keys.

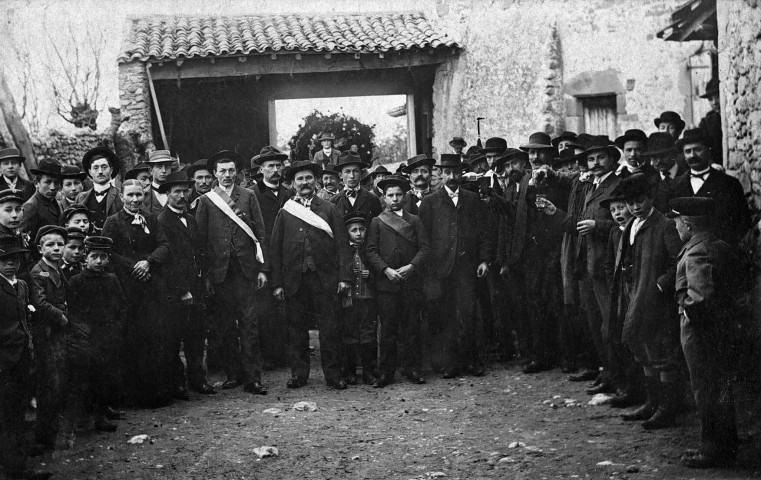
[{"left": 0, "top": 96, "right": 756, "bottom": 477}]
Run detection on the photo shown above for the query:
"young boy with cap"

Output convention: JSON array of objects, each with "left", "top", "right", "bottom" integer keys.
[
  {"left": 0, "top": 148, "right": 35, "bottom": 201},
  {"left": 68, "top": 236, "right": 126, "bottom": 432},
  {"left": 341, "top": 211, "right": 377, "bottom": 385},
  {"left": 62, "top": 204, "right": 92, "bottom": 234},
  {"left": 61, "top": 227, "right": 85, "bottom": 280},
  {"left": 0, "top": 189, "right": 32, "bottom": 283}
]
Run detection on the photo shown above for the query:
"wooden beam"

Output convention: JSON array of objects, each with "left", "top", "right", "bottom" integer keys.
[
  {"left": 406, "top": 93, "right": 417, "bottom": 157},
  {"left": 267, "top": 98, "right": 277, "bottom": 148},
  {"left": 145, "top": 63, "right": 169, "bottom": 149},
  {"left": 149, "top": 50, "right": 453, "bottom": 80}
]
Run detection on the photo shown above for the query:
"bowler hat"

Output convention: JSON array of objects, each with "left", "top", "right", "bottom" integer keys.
[
  {"left": 29, "top": 158, "right": 62, "bottom": 178},
  {"left": 0, "top": 148, "right": 25, "bottom": 164},
  {"left": 317, "top": 131, "right": 336, "bottom": 143},
  {"left": 64, "top": 227, "right": 86, "bottom": 241},
  {"left": 599, "top": 187, "right": 627, "bottom": 209},
  {"left": 449, "top": 137, "right": 467, "bottom": 148},
  {"left": 252, "top": 146, "right": 288, "bottom": 166},
  {"left": 207, "top": 150, "right": 244, "bottom": 172},
  {"left": 158, "top": 171, "right": 194, "bottom": 194},
  {"left": 493, "top": 148, "right": 529, "bottom": 171},
  {"left": 62, "top": 204, "right": 91, "bottom": 223},
  {"left": 124, "top": 162, "right": 151, "bottom": 181},
  {"left": 675, "top": 128, "right": 711, "bottom": 151},
  {"left": 551, "top": 131, "right": 578, "bottom": 148},
  {"left": 82, "top": 146, "right": 120, "bottom": 177},
  {"left": 334, "top": 151, "right": 366, "bottom": 172},
  {"left": 654, "top": 111, "right": 685, "bottom": 131},
  {"left": 84, "top": 235, "right": 113, "bottom": 252},
  {"left": 343, "top": 211, "right": 368, "bottom": 225},
  {"left": 60, "top": 164, "right": 87, "bottom": 181},
  {"left": 641, "top": 132, "right": 677, "bottom": 157},
  {"left": 614, "top": 129, "right": 648, "bottom": 149},
  {"left": 0, "top": 189, "right": 23, "bottom": 205},
  {"left": 284, "top": 160, "right": 322, "bottom": 181},
  {"left": 553, "top": 148, "right": 578, "bottom": 168},
  {"left": 618, "top": 173, "right": 650, "bottom": 200},
  {"left": 583, "top": 136, "right": 621, "bottom": 162},
  {"left": 370, "top": 165, "right": 389, "bottom": 178},
  {"left": 0, "top": 235, "right": 28, "bottom": 258},
  {"left": 34, "top": 224, "right": 67, "bottom": 246},
  {"left": 403, "top": 154, "right": 435, "bottom": 173},
  {"left": 320, "top": 164, "right": 340, "bottom": 178},
  {"left": 700, "top": 78, "right": 720, "bottom": 99},
  {"left": 520, "top": 132, "right": 554, "bottom": 151},
  {"left": 436, "top": 154, "right": 467, "bottom": 169},
  {"left": 483, "top": 137, "right": 507, "bottom": 154},
  {"left": 377, "top": 174, "right": 410, "bottom": 193},
  {"left": 186, "top": 159, "right": 210, "bottom": 179},
  {"left": 576, "top": 133, "right": 594, "bottom": 149},
  {"left": 665, "top": 196, "right": 716, "bottom": 218}
]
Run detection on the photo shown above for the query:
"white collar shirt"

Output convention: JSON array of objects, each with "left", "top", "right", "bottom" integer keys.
[
  {"left": 689, "top": 167, "right": 711, "bottom": 194},
  {"left": 629, "top": 208, "right": 654, "bottom": 245}
]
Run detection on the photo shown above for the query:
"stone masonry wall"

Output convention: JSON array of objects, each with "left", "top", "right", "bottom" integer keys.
[
  {"left": 33, "top": 130, "right": 108, "bottom": 166},
  {"left": 118, "top": 61, "right": 154, "bottom": 170}
]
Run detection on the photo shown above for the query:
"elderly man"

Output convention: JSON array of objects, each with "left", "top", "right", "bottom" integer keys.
[
  {"left": 0, "top": 148, "right": 35, "bottom": 201},
  {"left": 143, "top": 150, "right": 175, "bottom": 216},
  {"left": 76, "top": 146, "right": 122, "bottom": 233},
  {"left": 270, "top": 160, "right": 352, "bottom": 389},
  {"left": 21, "top": 159, "right": 62, "bottom": 244},
  {"left": 330, "top": 152, "right": 382, "bottom": 218},
  {"left": 196, "top": 150, "right": 269, "bottom": 395}
]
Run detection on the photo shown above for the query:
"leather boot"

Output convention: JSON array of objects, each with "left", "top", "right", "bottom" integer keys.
[
  {"left": 621, "top": 377, "right": 659, "bottom": 421},
  {"left": 642, "top": 381, "right": 679, "bottom": 430}
]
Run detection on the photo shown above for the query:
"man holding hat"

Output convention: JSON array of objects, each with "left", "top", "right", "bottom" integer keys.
[
  {"left": 401, "top": 154, "right": 435, "bottom": 215},
  {"left": 449, "top": 137, "right": 467, "bottom": 155},
  {"left": 76, "top": 146, "right": 122, "bottom": 233},
  {"left": 186, "top": 159, "right": 212, "bottom": 216},
  {"left": 418, "top": 154, "right": 490, "bottom": 378},
  {"left": 0, "top": 148, "right": 35, "bottom": 202},
  {"left": 670, "top": 128, "right": 751, "bottom": 248},
  {"left": 21, "top": 158, "right": 63, "bottom": 245},
  {"left": 196, "top": 150, "right": 268, "bottom": 394},
  {"left": 330, "top": 151, "right": 382, "bottom": 219},
  {"left": 270, "top": 160, "right": 352, "bottom": 389},
  {"left": 58, "top": 164, "right": 88, "bottom": 212},
  {"left": 312, "top": 132, "right": 340, "bottom": 169},
  {"left": 615, "top": 129, "right": 657, "bottom": 180},
  {"left": 143, "top": 150, "right": 175, "bottom": 216},
  {"left": 698, "top": 78, "right": 722, "bottom": 158}
]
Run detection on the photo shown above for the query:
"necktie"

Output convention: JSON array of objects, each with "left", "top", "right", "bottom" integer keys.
[
  {"left": 346, "top": 189, "right": 358, "bottom": 198},
  {"left": 94, "top": 189, "right": 108, "bottom": 198},
  {"left": 691, "top": 172, "right": 707, "bottom": 180},
  {"left": 449, "top": 191, "right": 458, "bottom": 199}
]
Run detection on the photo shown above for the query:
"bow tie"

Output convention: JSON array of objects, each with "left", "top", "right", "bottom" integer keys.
[
  {"left": 691, "top": 172, "right": 708, "bottom": 180},
  {"left": 295, "top": 196, "right": 313, "bottom": 207},
  {"left": 346, "top": 189, "right": 359, "bottom": 198},
  {"left": 94, "top": 189, "right": 109, "bottom": 198},
  {"left": 448, "top": 191, "right": 458, "bottom": 199}
]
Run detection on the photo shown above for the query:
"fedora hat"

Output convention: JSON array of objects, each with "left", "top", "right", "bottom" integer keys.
[
  {"left": 520, "top": 132, "right": 554, "bottom": 151},
  {"left": 665, "top": 196, "right": 716, "bottom": 219},
  {"left": 29, "top": 158, "right": 62, "bottom": 178},
  {"left": 641, "top": 132, "right": 677, "bottom": 157},
  {"left": 553, "top": 148, "right": 578, "bottom": 168},
  {"left": 0, "top": 148, "right": 25, "bottom": 164},
  {"left": 493, "top": 148, "right": 528, "bottom": 171},
  {"left": 377, "top": 174, "right": 410, "bottom": 193},
  {"left": 320, "top": 164, "right": 340, "bottom": 178},
  {"left": 618, "top": 173, "right": 650, "bottom": 200},
  {"left": 158, "top": 171, "right": 194, "bottom": 194},
  {"left": 700, "top": 78, "right": 720, "bottom": 99},
  {"left": 334, "top": 151, "right": 366, "bottom": 172},
  {"left": 186, "top": 159, "right": 210, "bottom": 179},
  {"left": 251, "top": 146, "right": 288, "bottom": 166},
  {"left": 551, "top": 131, "right": 578, "bottom": 148},
  {"left": 207, "top": 150, "right": 244, "bottom": 172},
  {"left": 654, "top": 111, "right": 685, "bottom": 131},
  {"left": 462, "top": 145, "right": 483, "bottom": 161},
  {"left": 675, "top": 128, "right": 711, "bottom": 150},
  {"left": 60, "top": 164, "right": 87, "bottom": 181},
  {"left": 403, "top": 154, "right": 435, "bottom": 173},
  {"left": 614, "top": 129, "right": 648, "bottom": 149},
  {"left": 0, "top": 189, "right": 24, "bottom": 205},
  {"left": 449, "top": 136, "right": 467, "bottom": 148},
  {"left": 468, "top": 153, "right": 489, "bottom": 166},
  {"left": 583, "top": 136, "right": 621, "bottom": 162},
  {"left": 483, "top": 137, "right": 507, "bottom": 154},
  {"left": 84, "top": 235, "right": 114, "bottom": 252},
  {"left": 82, "top": 146, "right": 120, "bottom": 177},
  {"left": 370, "top": 165, "right": 389, "bottom": 178},
  {"left": 317, "top": 131, "right": 336, "bottom": 143},
  {"left": 284, "top": 160, "right": 322, "bottom": 181},
  {"left": 124, "top": 162, "right": 151, "bottom": 180},
  {"left": 0, "top": 234, "right": 29, "bottom": 258},
  {"left": 147, "top": 150, "right": 174, "bottom": 164},
  {"left": 436, "top": 153, "right": 467, "bottom": 169}
]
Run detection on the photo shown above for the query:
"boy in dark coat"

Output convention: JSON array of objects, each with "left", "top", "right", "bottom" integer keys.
[
  {"left": 366, "top": 175, "right": 430, "bottom": 387},
  {"left": 60, "top": 227, "right": 85, "bottom": 280}
]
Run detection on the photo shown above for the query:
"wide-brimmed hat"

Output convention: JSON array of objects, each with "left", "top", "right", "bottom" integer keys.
[
  {"left": 700, "top": 78, "right": 720, "bottom": 99},
  {"left": 619, "top": 173, "right": 650, "bottom": 200},
  {"left": 462, "top": 145, "right": 483, "bottom": 161},
  {"left": 158, "top": 171, "right": 194, "bottom": 194},
  {"left": 371, "top": 165, "right": 389, "bottom": 178},
  {"left": 320, "top": 164, "right": 340, "bottom": 178},
  {"left": 654, "top": 111, "right": 685, "bottom": 131},
  {"left": 493, "top": 148, "right": 529, "bottom": 171},
  {"left": 284, "top": 160, "right": 322, "bottom": 181},
  {"left": 641, "top": 132, "right": 677, "bottom": 157},
  {"left": 60, "top": 164, "right": 87, "bottom": 181},
  {"left": 553, "top": 148, "right": 579, "bottom": 168},
  {"left": 34, "top": 224, "right": 67, "bottom": 246},
  {"left": 551, "top": 131, "right": 578, "bottom": 148},
  {"left": 0, "top": 235, "right": 29, "bottom": 258},
  {"left": 468, "top": 153, "right": 489, "bottom": 166},
  {"left": 614, "top": 129, "right": 648, "bottom": 149},
  {"left": 252, "top": 146, "right": 288, "bottom": 166},
  {"left": 436, "top": 154, "right": 467, "bottom": 169},
  {"left": 449, "top": 137, "right": 467, "bottom": 148},
  {"left": 665, "top": 196, "right": 716, "bottom": 219},
  {"left": 317, "top": 131, "right": 336, "bottom": 143},
  {"left": 82, "top": 146, "right": 120, "bottom": 177},
  {"left": 62, "top": 204, "right": 90, "bottom": 223},
  {"left": 377, "top": 174, "right": 411, "bottom": 193},
  {"left": 186, "top": 159, "right": 210, "bottom": 179},
  {"left": 483, "top": 137, "right": 507, "bottom": 154},
  {"left": 675, "top": 128, "right": 711, "bottom": 150},
  {"left": 519, "top": 132, "right": 554, "bottom": 151},
  {"left": 29, "top": 158, "right": 62, "bottom": 178},
  {"left": 334, "top": 151, "right": 366, "bottom": 172},
  {"left": 0, "top": 189, "right": 23, "bottom": 205},
  {"left": 207, "top": 150, "right": 244, "bottom": 172},
  {"left": 583, "top": 136, "right": 621, "bottom": 162},
  {"left": 599, "top": 187, "right": 627, "bottom": 209},
  {"left": 403, "top": 154, "right": 435, "bottom": 174},
  {"left": 84, "top": 235, "right": 113, "bottom": 252},
  {"left": 124, "top": 162, "right": 151, "bottom": 180},
  {"left": 0, "top": 148, "right": 25, "bottom": 164}
]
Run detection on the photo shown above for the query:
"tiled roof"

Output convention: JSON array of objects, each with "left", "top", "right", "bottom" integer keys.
[{"left": 118, "top": 13, "right": 459, "bottom": 63}]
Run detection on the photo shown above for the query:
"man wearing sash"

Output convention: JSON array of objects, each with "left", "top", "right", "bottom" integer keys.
[
  {"left": 366, "top": 175, "right": 430, "bottom": 387},
  {"left": 401, "top": 154, "right": 435, "bottom": 215},
  {"left": 270, "top": 161, "right": 352, "bottom": 390},
  {"left": 196, "top": 150, "right": 269, "bottom": 395}
]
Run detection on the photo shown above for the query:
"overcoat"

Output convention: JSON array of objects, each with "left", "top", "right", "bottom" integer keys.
[
  {"left": 253, "top": 182, "right": 293, "bottom": 253},
  {"left": 0, "top": 278, "right": 32, "bottom": 372},
  {"left": 21, "top": 192, "right": 61, "bottom": 242},
  {"left": 365, "top": 210, "right": 430, "bottom": 292},
  {"left": 330, "top": 187, "right": 383, "bottom": 219},
  {"left": 157, "top": 207, "right": 203, "bottom": 300}
]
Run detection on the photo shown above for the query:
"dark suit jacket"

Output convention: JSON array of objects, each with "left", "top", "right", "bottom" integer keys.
[
  {"left": 158, "top": 206, "right": 203, "bottom": 299},
  {"left": 401, "top": 190, "right": 434, "bottom": 216},
  {"left": 651, "top": 164, "right": 687, "bottom": 214},
  {"left": 68, "top": 268, "right": 127, "bottom": 339},
  {"left": 102, "top": 209, "right": 170, "bottom": 282},
  {"left": 366, "top": 211, "right": 430, "bottom": 292},
  {"left": 1, "top": 176, "right": 35, "bottom": 202},
  {"left": 330, "top": 188, "right": 383, "bottom": 219},
  {"left": 670, "top": 168, "right": 751, "bottom": 247},
  {"left": 30, "top": 259, "right": 68, "bottom": 329},
  {"left": 195, "top": 185, "right": 268, "bottom": 284},
  {"left": 253, "top": 182, "right": 293, "bottom": 254},
  {"left": 270, "top": 195, "right": 352, "bottom": 296},
  {"left": 418, "top": 187, "right": 490, "bottom": 279},
  {"left": 699, "top": 111, "right": 723, "bottom": 161},
  {"left": 312, "top": 149, "right": 340, "bottom": 169},
  {"left": 0, "top": 278, "right": 32, "bottom": 372},
  {"left": 142, "top": 188, "right": 165, "bottom": 216},
  {"left": 21, "top": 191, "right": 61, "bottom": 242},
  {"left": 76, "top": 185, "right": 123, "bottom": 224}
]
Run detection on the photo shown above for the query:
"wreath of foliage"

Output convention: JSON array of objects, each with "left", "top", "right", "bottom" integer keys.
[{"left": 287, "top": 110, "right": 375, "bottom": 162}]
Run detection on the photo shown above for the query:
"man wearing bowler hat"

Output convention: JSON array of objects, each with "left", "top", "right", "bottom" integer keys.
[
  {"left": 143, "top": 150, "right": 175, "bottom": 216},
  {"left": 641, "top": 132, "right": 686, "bottom": 213},
  {"left": 270, "top": 160, "right": 352, "bottom": 389},
  {"left": 330, "top": 151, "right": 382, "bottom": 219},
  {"left": 0, "top": 148, "right": 35, "bottom": 202},
  {"left": 552, "top": 131, "right": 579, "bottom": 154},
  {"left": 418, "top": 154, "right": 490, "bottom": 378},
  {"left": 312, "top": 131, "right": 340, "bottom": 169},
  {"left": 449, "top": 137, "right": 467, "bottom": 155},
  {"left": 76, "top": 146, "right": 122, "bottom": 233},
  {"left": 482, "top": 137, "right": 507, "bottom": 169},
  {"left": 615, "top": 129, "right": 657, "bottom": 180},
  {"left": 401, "top": 154, "right": 435, "bottom": 215},
  {"left": 698, "top": 79, "right": 722, "bottom": 158},
  {"left": 196, "top": 150, "right": 269, "bottom": 395},
  {"left": 654, "top": 111, "right": 686, "bottom": 140},
  {"left": 58, "top": 164, "right": 87, "bottom": 212},
  {"left": 21, "top": 158, "right": 63, "bottom": 245}
]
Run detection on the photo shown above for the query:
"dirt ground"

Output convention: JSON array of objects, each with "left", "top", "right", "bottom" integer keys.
[{"left": 37, "top": 351, "right": 761, "bottom": 480}]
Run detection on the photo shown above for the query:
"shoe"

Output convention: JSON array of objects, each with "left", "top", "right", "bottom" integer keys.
[
  {"left": 609, "top": 388, "right": 642, "bottom": 408},
  {"left": 373, "top": 374, "right": 392, "bottom": 388},
  {"left": 680, "top": 452, "right": 734, "bottom": 469},
  {"left": 442, "top": 370, "right": 459, "bottom": 379},
  {"left": 172, "top": 386, "right": 190, "bottom": 401},
  {"left": 286, "top": 377, "right": 307, "bottom": 389},
  {"left": 94, "top": 416, "right": 118, "bottom": 432},
  {"left": 190, "top": 381, "right": 217, "bottom": 395},
  {"left": 586, "top": 375, "right": 603, "bottom": 389},
  {"left": 243, "top": 382, "right": 268, "bottom": 395},
  {"left": 104, "top": 406, "right": 123, "bottom": 420},
  {"left": 327, "top": 379, "right": 347, "bottom": 390},
  {"left": 621, "top": 378, "right": 658, "bottom": 421},
  {"left": 569, "top": 369, "right": 599, "bottom": 382},
  {"left": 586, "top": 383, "right": 615, "bottom": 395},
  {"left": 522, "top": 361, "right": 551, "bottom": 374},
  {"left": 642, "top": 381, "right": 679, "bottom": 430},
  {"left": 221, "top": 379, "right": 242, "bottom": 390},
  {"left": 404, "top": 371, "right": 426, "bottom": 384}
]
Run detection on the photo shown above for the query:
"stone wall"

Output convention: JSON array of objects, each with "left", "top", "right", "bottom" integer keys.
[
  {"left": 117, "top": 61, "right": 154, "bottom": 169},
  {"left": 33, "top": 130, "right": 108, "bottom": 166},
  {"left": 431, "top": 0, "right": 696, "bottom": 154}
]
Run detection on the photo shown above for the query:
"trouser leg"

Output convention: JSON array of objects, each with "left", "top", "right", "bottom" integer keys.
[
  {"left": 210, "top": 283, "right": 242, "bottom": 381},
  {"left": 232, "top": 274, "right": 262, "bottom": 385},
  {"left": 166, "top": 303, "right": 187, "bottom": 388},
  {"left": 285, "top": 289, "right": 312, "bottom": 381},
  {"left": 0, "top": 350, "right": 32, "bottom": 477},
  {"left": 184, "top": 304, "right": 208, "bottom": 386},
  {"left": 398, "top": 291, "right": 422, "bottom": 372},
  {"left": 306, "top": 273, "right": 343, "bottom": 383},
  {"left": 378, "top": 292, "right": 401, "bottom": 377},
  {"left": 357, "top": 299, "right": 378, "bottom": 378}
]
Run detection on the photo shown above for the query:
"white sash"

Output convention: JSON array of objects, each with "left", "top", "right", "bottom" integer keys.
[
  {"left": 207, "top": 190, "right": 264, "bottom": 264},
  {"left": 282, "top": 199, "right": 334, "bottom": 238}
]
